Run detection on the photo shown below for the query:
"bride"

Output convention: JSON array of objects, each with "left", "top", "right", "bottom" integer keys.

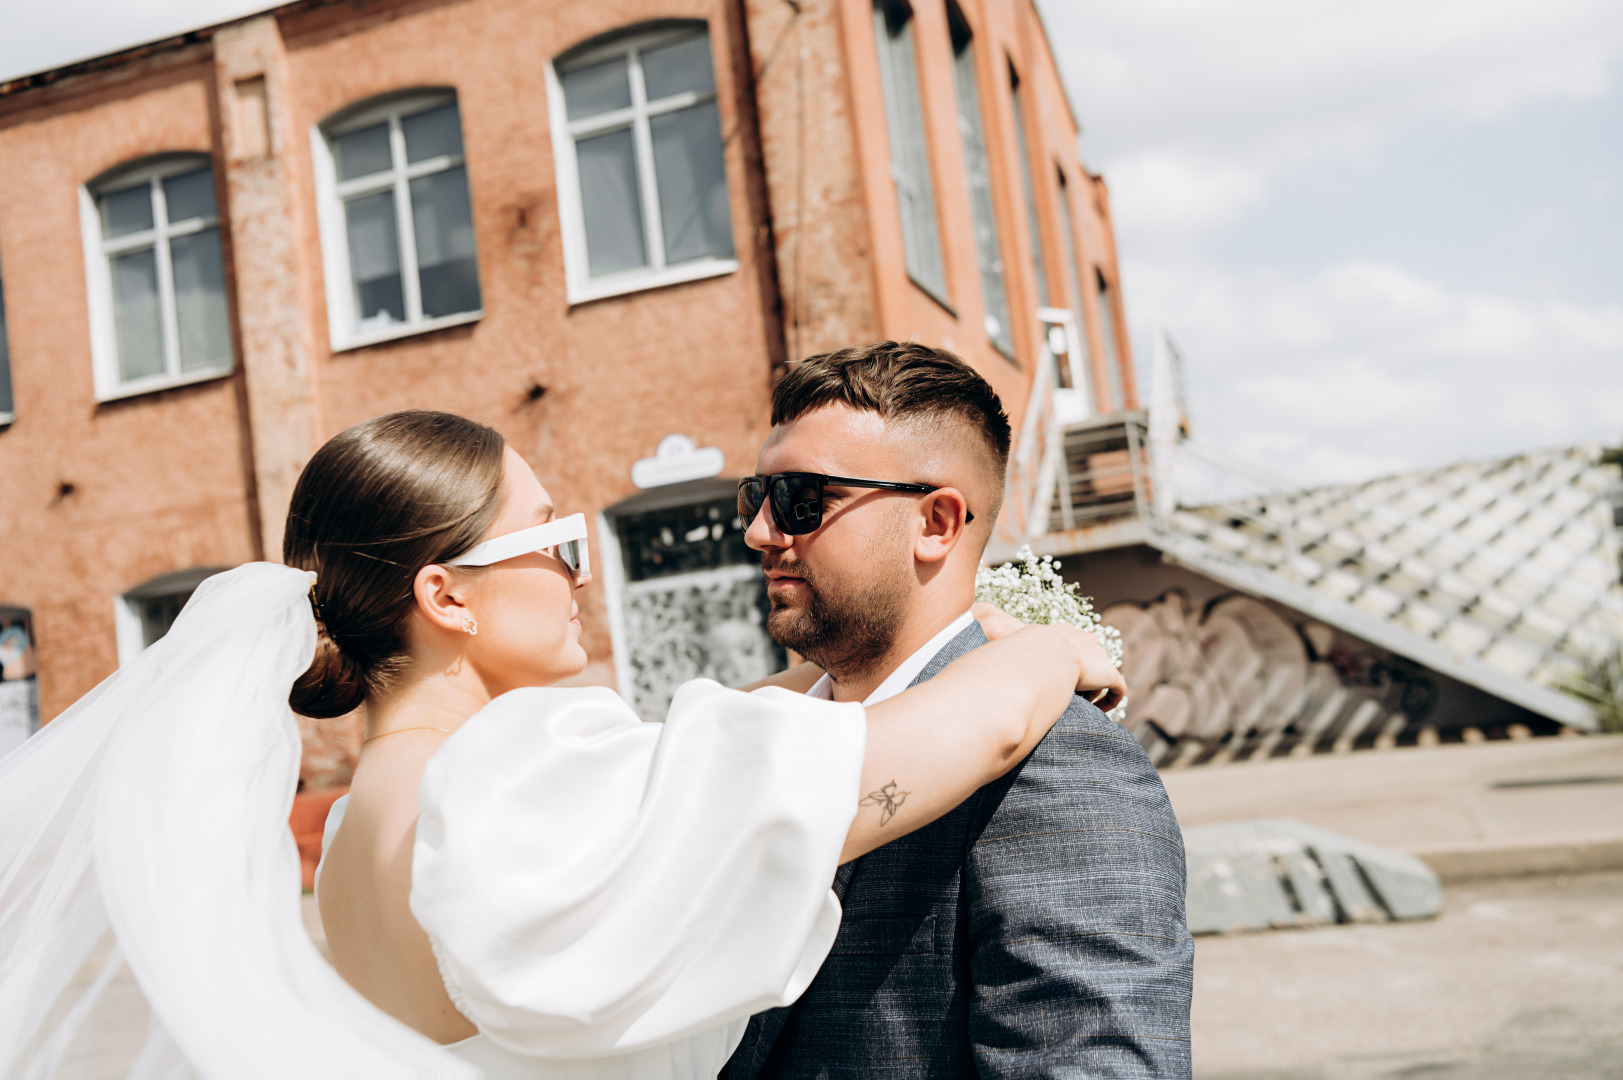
[{"left": 0, "top": 410, "right": 1123, "bottom": 1078}]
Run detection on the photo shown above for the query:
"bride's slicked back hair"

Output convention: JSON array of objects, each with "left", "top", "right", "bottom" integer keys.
[{"left": 283, "top": 410, "right": 507, "bottom": 718}]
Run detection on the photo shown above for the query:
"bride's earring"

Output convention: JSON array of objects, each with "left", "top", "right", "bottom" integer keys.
[{"left": 462, "top": 614, "right": 478, "bottom": 636}]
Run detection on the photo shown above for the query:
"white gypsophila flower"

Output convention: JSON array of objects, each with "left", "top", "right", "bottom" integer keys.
[{"left": 975, "top": 546, "right": 1126, "bottom": 721}]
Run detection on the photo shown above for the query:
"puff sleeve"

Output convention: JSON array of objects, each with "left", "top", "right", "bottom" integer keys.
[{"left": 410, "top": 680, "right": 866, "bottom": 1059}]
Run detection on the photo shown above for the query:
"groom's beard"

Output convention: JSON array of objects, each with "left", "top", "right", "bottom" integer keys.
[{"left": 762, "top": 552, "right": 908, "bottom": 683}]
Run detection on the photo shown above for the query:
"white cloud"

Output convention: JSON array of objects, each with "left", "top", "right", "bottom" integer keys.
[
  {"left": 1035, "top": 0, "right": 1623, "bottom": 497},
  {"left": 1100, "top": 155, "right": 1266, "bottom": 237},
  {"left": 1140, "top": 258, "right": 1623, "bottom": 497},
  {"left": 1043, "top": 0, "right": 1623, "bottom": 241}
]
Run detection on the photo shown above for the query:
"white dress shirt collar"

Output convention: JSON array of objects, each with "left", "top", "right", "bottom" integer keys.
[{"left": 806, "top": 609, "right": 976, "bottom": 705}]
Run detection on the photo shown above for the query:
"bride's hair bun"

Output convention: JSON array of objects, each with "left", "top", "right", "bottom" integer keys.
[
  {"left": 283, "top": 410, "right": 507, "bottom": 717},
  {"left": 290, "top": 633, "right": 368, "bottom": 718}
]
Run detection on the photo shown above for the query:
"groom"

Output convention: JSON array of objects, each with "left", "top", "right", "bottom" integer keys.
[{"left": 724, "top": 342, "right": 1193, "bottom": 1078}]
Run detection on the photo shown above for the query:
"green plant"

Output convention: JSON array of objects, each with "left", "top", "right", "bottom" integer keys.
[{"left": 1562, "top": 649, "right": 1623, "bottom": 734}]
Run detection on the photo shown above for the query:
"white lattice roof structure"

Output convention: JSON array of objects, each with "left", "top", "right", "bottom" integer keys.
[{"left": 1151, "top": 445, "right": 1623, "bottom": 729}]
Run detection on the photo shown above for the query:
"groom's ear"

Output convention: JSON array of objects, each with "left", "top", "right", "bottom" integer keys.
[{"left": 914, "top": 487, "right": 971, "bottom": 564}]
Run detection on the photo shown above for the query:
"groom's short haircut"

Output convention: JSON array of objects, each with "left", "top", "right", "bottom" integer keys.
[{"left": 772, "top": 341, "right": 1012, "bottom": 522}]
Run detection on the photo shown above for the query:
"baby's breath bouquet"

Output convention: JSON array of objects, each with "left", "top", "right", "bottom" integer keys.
[{"left": 975, "top": 546, "right": 1125, "bottom": 717}]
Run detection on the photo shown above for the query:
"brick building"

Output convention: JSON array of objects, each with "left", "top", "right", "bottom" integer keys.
[{"left": 0, "top": 0, "right": 1136, "bottom": 763}]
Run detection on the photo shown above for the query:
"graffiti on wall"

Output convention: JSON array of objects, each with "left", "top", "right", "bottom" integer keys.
[{"left": 623, "top": 565, "right": 781, "bottom": 720}]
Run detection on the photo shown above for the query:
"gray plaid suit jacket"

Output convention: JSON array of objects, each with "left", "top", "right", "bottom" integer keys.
[{"left": 721, "top": 622, "right": 1194, "bottom": 1079}]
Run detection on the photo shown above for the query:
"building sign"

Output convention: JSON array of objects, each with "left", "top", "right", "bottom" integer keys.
[{"left": 631, "top": 434, "right": 725, "bottom": 490}]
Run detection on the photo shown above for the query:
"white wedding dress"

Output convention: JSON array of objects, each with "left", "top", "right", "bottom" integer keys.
[
  {"left": 0, "top": 564, "right": 866, "bottom": 1078},
  {"left": 322, "top": 679, "right": 864, "bottom": 1077}
]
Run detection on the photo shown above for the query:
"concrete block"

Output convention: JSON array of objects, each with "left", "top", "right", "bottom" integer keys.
[
  {"left": 1314, "top": 847, "right": 1385, "bottom": 923},
  {"left": 1185, "top": 818, "right": 1443, "bottom": 935},
  {"left": 1186, "top": 844, "right": 1297, "bottom": 935}
]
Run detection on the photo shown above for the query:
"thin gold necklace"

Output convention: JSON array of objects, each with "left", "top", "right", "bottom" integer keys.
[{"left": 363, "top": 725, "right": 453, "bottom": 745}]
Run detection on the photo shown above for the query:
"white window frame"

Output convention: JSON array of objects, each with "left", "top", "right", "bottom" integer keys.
[
  {"left": 80, "top": 155, "right": 235, "bottom": 403},
  {"left": 1010, "top": 73, "right": 1049, "bottom": 312},
  {"left": 948, "top": 9, "right": 1012, "bottom": 357},
  {"left": 311, "top": 90, "right": 484, "bottom": 352},
  {"left": 872, "top": 0, "right": 949, "bottom": 306},
  {"left": 545, "top": 23, "right": 740, "bottom": 306}
]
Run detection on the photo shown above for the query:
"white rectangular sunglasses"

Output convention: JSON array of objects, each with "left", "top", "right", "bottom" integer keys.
[{"left": 445, "top": 512, "right": 590, "bottom": 578}]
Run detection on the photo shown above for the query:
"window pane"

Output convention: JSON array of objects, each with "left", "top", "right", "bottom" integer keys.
[
  {"left": 650, "top": 100, "right": 733, "bottom": 265},
  {"left": 872, "top": 2, "right": 946, "bottom": 301},
  {"left": 562, "top": 56, "right": 632, "bottom": 120},
  {"left": 110, "top": 248, "right": 165, "bottom": 382},
  {"left": 336, "top": 122, "right": 393, "bottom": 181},
  {"left": 410, "top": 166, "right": 482, "bottom": 318},
  {"left": 641, "top": 33, "right": 715, "bottom": 101},
  {"left": 344, "top": 191, "right": 405, "bottom": 330},
  {"left": 576, "top": 127, "right": 648, "bottom": 276},
  {"left": 403, "top": 104, "right": 464, "bottom": 164},
  {"left": 1011, "top": 83, "right": 1048, "bottom": 308},
  {"left": 137, "top": 592, "right": 192, "bottom": 649},
  {"left": 953, "top": 43, "right": 1012, "bottom": 354},
  {"left": 1096, "top": 271, "right": 1124, "bottom": 410},
  {"left": 169, "top": 227, "right": 233, "bottom": 372},
  {"left": 101, "top": 183, "right": 154, "bottom": 239},
  {"left": 162, "top": 167, "right": 216, "bottom": 224},
  {"left": 0, "top": 272, "right": 11, "bottom": 417},
  {"left": 1054, "top": 178, "right": 1093, "bottom": 401}
]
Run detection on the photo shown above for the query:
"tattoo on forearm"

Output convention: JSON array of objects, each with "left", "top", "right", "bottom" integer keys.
[{"left": 861, "top": 780, "right": 910, "bottom": 826}]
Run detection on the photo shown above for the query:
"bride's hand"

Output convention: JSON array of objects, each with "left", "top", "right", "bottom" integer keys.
[
  {"left": 1047, "top": 622, "right": 1127, "bottom": 712},
  {"left": 971, "top": 601, "right": 1024, "bottom": 642},
  {"left": 977, "top": 607, "right": 1126, "bottom": 713}
]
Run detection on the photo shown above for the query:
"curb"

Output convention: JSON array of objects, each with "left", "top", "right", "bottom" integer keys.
[{"left": 1411, "top": 836, "right": 1623, "bottom": 883}]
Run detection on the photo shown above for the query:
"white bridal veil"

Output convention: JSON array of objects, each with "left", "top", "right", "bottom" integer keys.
[{"left": 0, "top": 563, "right": 470, "bottom": 1078}]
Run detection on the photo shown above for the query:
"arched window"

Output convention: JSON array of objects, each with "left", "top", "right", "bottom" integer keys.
[
  {"left": 873, "top": 0, "right": 946, "bottom": 304},
  {"left": 1094, "top": 266, "right": 1124, "bottom": 412},
  {"left": 947, "top": 2, "right": 1010, "bottom": 356},
  {"left": 547, "top": 22, "right": 737, "bottom": 304},
  {"left": 1009, "top": 68, "right": 1049, "bottom": 311},
  {"left": 313, "top": 90, "right": 482, "bottom": 350},
  {"left": 114, "top": 567, "right": 228, "bottom": 666},
  {"left": 80, "top": 154, "right": 234, "bottom": 401}
]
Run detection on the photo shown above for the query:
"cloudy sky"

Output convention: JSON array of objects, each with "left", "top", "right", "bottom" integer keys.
[
  {"left": 5, "top": 1, "right": 1620, "bottom": 498},
  {"left": 1038, "top": 0, "right": 1623, "bottom": 498}
]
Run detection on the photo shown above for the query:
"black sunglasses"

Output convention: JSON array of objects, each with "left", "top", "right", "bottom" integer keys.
[{"left": 738, "top": 472, "right": 973, "bottom": 536}]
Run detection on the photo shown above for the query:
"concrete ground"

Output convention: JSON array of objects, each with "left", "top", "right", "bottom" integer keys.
[
  {"left": 1168, "top": 734, "right": 1623, "bottom": 1079},
  {"left": 1193, "top": 871, "right": 1623, "bottom": 1079}
]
